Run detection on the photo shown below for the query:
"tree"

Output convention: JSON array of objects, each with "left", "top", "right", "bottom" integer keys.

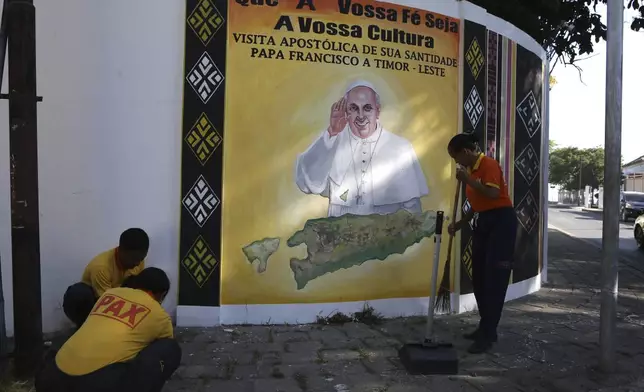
[
  {"left": 549, "top": 139, "right": 557, "bottom": 153},
  {"left": 469, "top": 0, "right": 644, "bottom": 69},
  {"left": 549, "top": 146, "right": 605, "bottom": 190}
]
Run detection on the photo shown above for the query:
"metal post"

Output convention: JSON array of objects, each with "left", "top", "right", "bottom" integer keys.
[
  {"left": 6, "top": 0, "right": 43, "bottom": 377},
  {"left": 578, "top": 159, "right": 583, "bottom": 206},
  {"left": 0, "top": 0, "right": 9, "bottom": 87},
  {"left": 0, "top": 0, "right": 11, "bottom": 361},
  {"left": 424, "top": 211, "right": 444, "bottom": 344},
  {"left": 600, "top": 0, "right": 623, "bottom": 373}
]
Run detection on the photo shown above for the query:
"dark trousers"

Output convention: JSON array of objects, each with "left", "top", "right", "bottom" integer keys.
[
  {"left": 35, "top": 339, "right": 181, "bottom": 392},
  {"left": 471, "top": 207, "right": 517, "bottom": 341},
  {"left": 62, "top": 282, "right": 97, "bottom": 327}
]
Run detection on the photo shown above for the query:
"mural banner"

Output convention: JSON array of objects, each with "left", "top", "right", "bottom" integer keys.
[{"left": 221, "top": 0, "right": 460, "bottom": 305}]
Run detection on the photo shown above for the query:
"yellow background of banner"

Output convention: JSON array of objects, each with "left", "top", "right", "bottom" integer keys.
[{"left": 221, "top": 0, "right": 460, "bottom": 305}]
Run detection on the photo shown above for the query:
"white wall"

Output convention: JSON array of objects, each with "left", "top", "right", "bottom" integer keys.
[
  {"left": 548, "top": 184, "right": 560, "bottom": 203},
  {"left": 0, "top": 0, "right": 185, "bottom": 335}
]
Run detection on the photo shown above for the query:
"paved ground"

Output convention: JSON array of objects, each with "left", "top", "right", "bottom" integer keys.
[
  {"left": 548, "top": 205, "right": 643, "bottom": 264},
  {"left": 166, "top": 229, "right": 644, "bottom": 392}
]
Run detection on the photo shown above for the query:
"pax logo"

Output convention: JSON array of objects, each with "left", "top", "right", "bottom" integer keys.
[{"left": 91, "top": 294, "right": 151, "bottom": 329}]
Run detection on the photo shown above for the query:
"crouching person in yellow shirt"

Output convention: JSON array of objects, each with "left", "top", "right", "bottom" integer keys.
[
  {"left": 62, "top": 228, "right": 148, "bottom": 328},
  {"left": 36, "top": 267, "right": 181, "bottom": 392}
]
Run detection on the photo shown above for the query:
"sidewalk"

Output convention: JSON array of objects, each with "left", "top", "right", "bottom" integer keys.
[{"left": 166, "top": 230, "right": 644, "bottom": 392}]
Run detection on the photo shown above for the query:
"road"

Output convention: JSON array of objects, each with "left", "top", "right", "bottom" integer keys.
[{"left": 548, "top": 205, "right": 644, "bottom": 268}]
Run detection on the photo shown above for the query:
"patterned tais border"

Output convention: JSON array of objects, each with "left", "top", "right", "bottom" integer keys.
[
  {"left": 486, "top": 31, "right": 500, "bottom": 160},
  {"left": 179, "top": 0, "right": 227, "bottom": 306},
  {"left": 512, "top": 44, "right": 544, "bottom": 283},
  {"left": 459, "top": 22, "right": 544, "bottom": 290},
  {"left": 460, "top": 20, "right": 487, "bottom": 295}
]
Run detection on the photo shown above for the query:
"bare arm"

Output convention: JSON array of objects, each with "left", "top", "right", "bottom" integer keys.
[
  {"left": 457, "top": 209, "right": 476, "bottom": 229},
  {"left": 465, "top": 178, "right": 500, "bottom": 199}
]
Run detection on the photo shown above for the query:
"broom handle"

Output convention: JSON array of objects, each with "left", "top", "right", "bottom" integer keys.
[
  {"left": 446, "top": 181, "right": 461, "bottom": 258},
  {"left": 424, "top": 183, "right": 461, "bottom": 344}
]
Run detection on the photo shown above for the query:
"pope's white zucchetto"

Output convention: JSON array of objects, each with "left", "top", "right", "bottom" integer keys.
[{"left": 344, "top": 80, "right": 378, "bottom": 95}]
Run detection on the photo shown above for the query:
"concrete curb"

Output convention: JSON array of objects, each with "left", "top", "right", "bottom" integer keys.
[
  {"left": 548, "top": 203, "right": 574, "bottom": 209},
  {"left": 581, "top": 207, "right": 603, "bottom": 214}
]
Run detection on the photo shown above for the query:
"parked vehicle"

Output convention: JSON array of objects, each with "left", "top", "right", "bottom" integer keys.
[
  {"left": 635, "top": 214, "right": 644, "bottom": 250},
  {"left": 620, "top": 191, "right": 644, "bottom": 222}
]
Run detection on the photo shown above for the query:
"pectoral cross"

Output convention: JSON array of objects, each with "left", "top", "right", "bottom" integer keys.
[{"left": 355, "top": 193, "right": 364, "bottom": 205}]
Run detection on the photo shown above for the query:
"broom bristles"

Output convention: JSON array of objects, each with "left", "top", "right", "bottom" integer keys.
[
  {"left": 435, "top": 258, "right": 452, "bottom": 313},
  {"left": 435, "top": 179, "right": 461, "bottom": 314}
]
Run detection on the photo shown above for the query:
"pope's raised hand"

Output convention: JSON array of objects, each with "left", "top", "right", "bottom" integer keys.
[{"left": 328, "top": 97, "right": 347, "bottom": 137}]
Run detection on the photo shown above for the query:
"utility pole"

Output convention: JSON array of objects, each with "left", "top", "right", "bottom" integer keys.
[
  {"left": 0, "top": 0, "right": 10, "bottom": 361},
  {"left": 5, "top": 0, "right": 43, "bottom": 377},
  {"left": 600, "top": 0, "right": 623, "bottom": 373}
]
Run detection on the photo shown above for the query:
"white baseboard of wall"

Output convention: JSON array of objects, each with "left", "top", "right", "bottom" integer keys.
[
  {"left": 458, "top": 273, "right": 541, "bottom": 313},
  {"left": 175, "top": 275, "right": 540, "bottom": 327},
  {"left": 219, "top": 297, "right": 434, "bottom": 325},
  {"left": 176, "top": 305, "right": 220, "bottom": 327}
]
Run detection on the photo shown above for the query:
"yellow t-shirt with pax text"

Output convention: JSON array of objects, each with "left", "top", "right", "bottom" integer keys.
[
  {"left": 81, "top": 248, "right": 145, "bottom": 297},
  {"left": 56, "top": 287, "right": 174, "bottom": 376}
]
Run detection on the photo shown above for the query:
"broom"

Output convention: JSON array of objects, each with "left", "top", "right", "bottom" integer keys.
[{"left": 435, "top": 180, "right": 461, "bottom": 313}]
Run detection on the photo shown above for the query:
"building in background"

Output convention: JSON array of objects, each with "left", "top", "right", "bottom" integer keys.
[{"left": 623, "top": 155, "right": 644, "bottom": 192}]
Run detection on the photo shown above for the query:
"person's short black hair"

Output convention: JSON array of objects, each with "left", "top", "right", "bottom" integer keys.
[
  {"left": 448, "top": 132, "right": 479, "bottom": 153},
  {"left": 122, "top": 267, "right": 169, "bottom": 294},
  {"left": 119, "top": 228, "right": 149, "bottom": 252}
]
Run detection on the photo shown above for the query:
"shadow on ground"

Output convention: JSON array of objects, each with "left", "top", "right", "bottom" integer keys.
[{"left": 166, "top": 230, "right": 644, "bottom": 392}]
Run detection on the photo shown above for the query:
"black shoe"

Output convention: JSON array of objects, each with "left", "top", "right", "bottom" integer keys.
[
  {"left": 463, "top": 329, "right": 497, "bottom": 343},
  {"left": 467, "top": 340, "right": 493, "bottom": 354}
]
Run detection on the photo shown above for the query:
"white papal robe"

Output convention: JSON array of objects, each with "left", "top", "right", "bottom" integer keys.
[{"left": 295, "top": 124, "right": 430, "bottom": 217}]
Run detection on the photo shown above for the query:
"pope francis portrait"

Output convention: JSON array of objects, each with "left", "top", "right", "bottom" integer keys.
[{"left": 295, "top": 80, "right": 429, "bottom": 217}]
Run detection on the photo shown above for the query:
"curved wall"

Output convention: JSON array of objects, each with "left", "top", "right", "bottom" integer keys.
[
  {"left": 0, "top": 0, "right": 548, "bottom": 333},
  {"left": 176, "top": 0, "right": 548, "bottom": 326},
  {"left": 0, "top": 0, "right": 185, "bottom": 335}
]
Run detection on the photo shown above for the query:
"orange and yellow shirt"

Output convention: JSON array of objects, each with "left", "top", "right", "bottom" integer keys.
[
  {"left": 465, "top": 153, "right": 513, "bottom": 212},
  {"left": 56, "top": 287, "right": 173, "bottom": 376},
  {"left": 81, "top": 248, "right": 145, "bottom": 297}
]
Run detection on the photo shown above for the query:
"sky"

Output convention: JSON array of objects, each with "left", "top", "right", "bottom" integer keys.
[{"left": 549, "top": 5, "right": 643, "bottom": 164}]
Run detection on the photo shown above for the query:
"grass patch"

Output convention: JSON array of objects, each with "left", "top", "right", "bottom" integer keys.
[
  {"left": 353, "top": 304, "right": 384, "bottom": 325},
  {"left": 355, "top": 347, "right": 372, "bottom": 361},
  {"left": 315, "top": 349, "right": 326, "bottom": 364},
  {"left": 316, "top": 311, "right": 353, "bottom": 325},
  {"left": 0, "top": 360, "right": 34, "bottom": 392},
  {"left": 315, "top": 304, "right": 385, "bottom": 326},
  {"left": 230, "top": 329, "right": 242, "bottom": 341},
  {"left": 0, "top": 379, "right": 34, "bottom": 392}
]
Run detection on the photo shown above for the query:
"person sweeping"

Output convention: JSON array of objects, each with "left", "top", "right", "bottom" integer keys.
[{"left": 446, "top": 133, "right": 517, "bottom": 354}]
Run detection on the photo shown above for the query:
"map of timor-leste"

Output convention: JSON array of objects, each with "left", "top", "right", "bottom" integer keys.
[{"left": 242, "top": 210, "right": 437, "bottom": 289}]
